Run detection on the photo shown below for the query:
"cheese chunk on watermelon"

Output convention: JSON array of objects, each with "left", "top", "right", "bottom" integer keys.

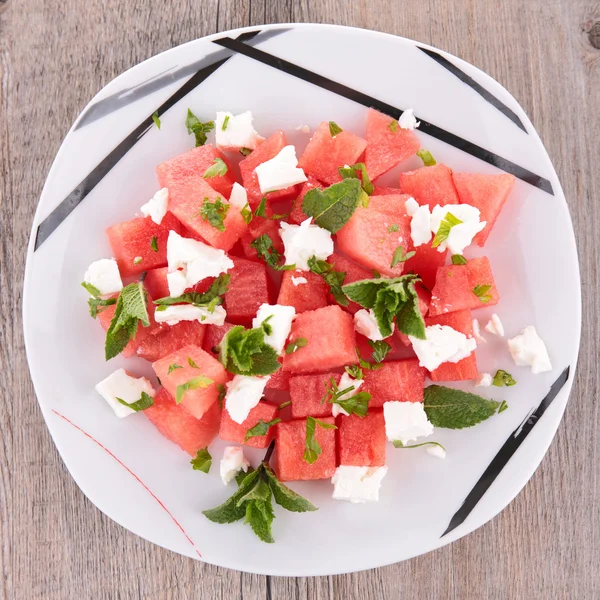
[
  {"left": 360, "top": 359, "right": 427, "bottom": 407},
  {"left": 277, "top": 270, "right": 329, "bottom": 313},
  {"left": 338, "top": 411, "right": 386, "bottom": 467},
  {"left": 219, "top": 400, "right": 279, "bottom": 449},
  {"left": 398, "top": 163, "right": 460, "bottom": 209},
  {"left": 289, "top": 372, "right": 341, "bottom": 419},
  {"left": 224, "top": 258, "right": 270, "bottom": 325}
]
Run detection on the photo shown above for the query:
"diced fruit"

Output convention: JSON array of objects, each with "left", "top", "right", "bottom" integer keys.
[
  {"left": 283, "top": 305, "right": 357, "bottom": 373},
  {"left": 355, "top": 331, "right": 401, "bottom": 362},
  {"left": 373, "top": 185, "right": 402, "bottom": 196},
  {"left": 426, "top": 310, "right": 478, "bottom": 381},
  {"left": 137, "top": 321, "right": 206, "bottom": 362},
  {"left": 106, "top": 213, "right": 182, "bottom": 277},
  {"left": 219, "top": 400, "right": 279, "bottom": 449},
  {"left": 361, "top": 359, "right": 426, "bottom": 407},
  {"left": 239, "top": 217, "right": 284, "bottom": 260},
  {"left": 338, "top": 411, "right": 386, "bottom": 467},
  {"left": 429, "top": 257, "right": 499, "bottom": 316},
  {"left": 398, "top": 163, "right": 460, "bottom": 209},
  {"left": 202, "top": 322, "right": 237, "bottom": 355},
  {"left": 336, "top": 194, "right": 412, "bottom": 277},
  {"left": 277, "top": 270, "right": 329, "bottom": 313},
  {"left": 144, "top": 267, "right": 170, "bottom": 301},
  {"left": 153, "top": 345, "right": 228, "bottom": 419},
  {"left": 289, "top": 372, "right": 341, "bottom": 419},
  {"left": 288, "top": 177, "right": 323, "bottom": 225},
  {"left": 224, "top": 258, "right": 270, "bottom": 325},
  {"left": 156, "top": 144, "right": 236, "bottom": 199},
  {"left": 275, "top": 417, "right": 337, "bottom": 481},
  {"left": 144, "top": 388, "right": 221, "bottom": 455},
  {"left": 326, "top": 252, "right": 373, "bottom": 314},
  {"left": 403, "top": 242, "right": 447, "bottom": 291},
  {"left": 266, "top": 365, "right": 290, "bottom": 391},
  {"left": 452, "top": 172, "right": 515, "bottom": 245},
  {"left": 396, "top": 284, "right": 431, "bottom": 346},
  {"left": 298, "top": 121, "right": 367, "bottom": 185},
  {"left": 364, "top": 108, "right": 420, "bottom": 180}
]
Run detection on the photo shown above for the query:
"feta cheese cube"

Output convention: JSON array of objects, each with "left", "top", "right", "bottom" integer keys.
[
  {"left": 409, "top": 324, "right": 477, "bottom": 371},
  {"left": 95, "top": 368, "right": 155, "bottom": 418},
  {"left": 215, "top": 111, "right": 263, "bottom": 151},
  {"left": 291, "top": 275, "right": 307, "bottom": 286},
  {"left": 220, "top": 446, "right": 250, "bottom": 485},
  {"left": 476, "top": 372, "right": 493, "bottom": 387},
  {"left": 225, "top": 375, "right": 270, "bottom": 424},
  {"left": 84, "top": 258, "right": 123, "bottom": 296},
  {"left": 331, "top": 466, "right": 388, "bottom": 503},
  {"left": 398, "top": 108, "right": 420, "bottom": 130},
  {"left": 353, "top": 309, "right": 385, "bottom": 341},
  {"left": 255, "top": 145, "right": 307, "bottom": 194},
  {"left": 426, "top": 445, "right": 446, "bottom": 459},
  {"left": 472, "top": 318, "right": 486, "bottom": 344},
  {"left": 228, "top": 182, "right": 248, "bottom": 209},
  {"left": 331, "top": 372, "right": 364, "bottom": 417},
  {"left": 140, "top": 188, "right": 168, "bottom": 225},
  {"left": 405, "top": 197, "right": 432, "bottom": 247},
  {"left": 485, "top": 313, "right": 504, "bottom": 337},
  {"left": 508, "top": 326, "right": 552, "bottom": 374},
  {"left": 430, "top": 204, "right": 486, "bottom": 255},
  {"left": 252, "top": 303, "right": 296, "bottom": 354},
  {"left": 154, "top": 304, "right": 227, "bottom": 326},
  {"left": 166, "top": 270, "right": 188, "bottom": 298},
  {"left": 280, "top": 217, "right": 334, "bottom": 271},
  {"left": 383, "top": 401, "right": 434, "bottom": 445}
]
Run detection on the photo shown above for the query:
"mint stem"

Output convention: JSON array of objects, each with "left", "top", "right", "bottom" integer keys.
[{"left": 263, "top": 440, "right": 276, "bottom": 465}]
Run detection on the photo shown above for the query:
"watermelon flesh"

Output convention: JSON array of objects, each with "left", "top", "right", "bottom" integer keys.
[
  {"left": 338, "top": 411, "right": 386, "bottom": 467},
  {"left": 144, "top": 267, "right": 171, "bottom": 301},
  {"left": 361, "top": 359, "right": 427, "bottom": 407},
  {"left": 239, "top": 216, "right": 284, "bottom": 260},
  {"left": 288, "top": 177, "right": 323, "bottom": 225},
  {"left": 136, "top": 321, "right": 206, "bottom": 362},
  {"left": 373, "top": 185, "right": 402, "bottom": 196},
  {"left": 398, "top": 163, "right": 460, "bottom": 209},
  {"left": 289, "top": 372, "right": 341, "bottom": 419},
  {"left": 144, "top": 388, "right": 221, "bottom": 455},
  {"left": 403, "top": 241, "right": 447, "bottom": 292},
  {"left": 277, "top": 270, "right": 329, "bottom": 313},
  {"left": 265, "top": 364, "right": 290, "bottom": 391},
  {"left": 364, "top": 108, "right": 420, "bottom": 180},
  {"left": 224, "top": 258, "right": 271, "bottom": 325},
  {"left": 219, "top": 400, "right": 279, "bottom": 449},
  {"left": 326, "top": 251, "right": 373, "bottom": 314}
]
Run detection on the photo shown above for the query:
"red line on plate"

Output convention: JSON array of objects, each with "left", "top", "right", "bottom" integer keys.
[{"left": 52, "top": 409, "right": 202, "bottom": 559}]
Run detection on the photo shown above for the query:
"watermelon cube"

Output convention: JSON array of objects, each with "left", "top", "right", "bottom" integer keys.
[
  {"left": 429, "top": 257, "right": 499, "bottom": 316},
  {"left": 144, "top": 267, "right": 171, "bottom": 301},
  {"left": 152, "top": 345, "right": 228, "bottom": 419},
  {"left": 289, "top": 372, "right": 341, "bottom": 419},
  {"left": 265, "top": 364, "right": 290, "bottom": 391},
  {"left": 398, "top": 163, "right": 460, "bottom": 209},
  {"left": 298, "top": 121, "right": 367, "bottom": 185},
  {"left": 275, "top": 417, "right": 337, "bottom": 481},
  {"left": 426, "top": 310, "right": 478, "bottom": 381},
  {"left": 338, "top": 411, "right": 386, "bottom": 467},
  {"left": 283, "top": 305, "right": 357, "bottom": 373},
  {"left": 373, "top": 185, "right": 402, "bottom": 196},
  {"left": 219, "top": 400, "right": 279, "bottom": 449},
  {"left": 277, "top": 270, "right": 329, "bottom": 314},
  {"left": 452, "top": 172, "right": 515, "bottom": 246},
  {"left": 106, "top": 212, "right": 182, "bottom": 277},
  {"left": 239, "top": 216, "right": 284, "bottom": 260},
  {"left": 403, "top": 242, "right": 447, "bottom": 292},
  {"left": 136, "top": 321, "right": 206, "bottom": 362},
  {"left": 224, "top": 258, "right": 270, "bottom": 325},
  {"left": 202, "top": 322, "right": 237, "bottom": 355},
  {"left": 364, "top": 108, "right": 420, "bottom": 180},
  {"left": 288, "top": 177, "right": 323, "bottom": 225},
  {"left": 361, "top": 359, "right": 426, "bottom": 407},
  {"left": 336, "top": 194, "right": 412, "bottom": 277},
  {"left": 144, "top": 388, "right": 221, "bottom": 455},
  {"left": 156, "top": 144, "right": 236, "bottom": 200},
  {"left": 326, "top": 252, "right": 373, "bottom": 314}
]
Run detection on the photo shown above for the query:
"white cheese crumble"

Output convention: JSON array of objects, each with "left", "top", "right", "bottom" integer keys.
[
  {"left": 95, "top": 368, "right": 155, "bottom": 419},
  {"left": 472, "top": 318, "right": 486, "bottom": 344},
  {"left": 215, "top": 111, "right": 263, "bottom": 151},
  {"left": 166, "top": 231, "right": 234, "bottom": 296},
  {"left": 252, "top": 304, "right": 296, "bottom": 354},
  {"left": 280, "top": 217, "right": 333, "bottom": 271},
  {"left": 154, "top": 304, "right": 227, "bottom": 326},
  {"left": 295, "top": 124, "right": 311, "bottom": 134},
  {"left": 476, "top": 372, "right": 493, "bottom": 387},
  {"left": 404, "top": 197, "right": 433, "bottom": 247},
  {"left": 228, "top": 182, "right": 248, "bottom": 209},
  {"left": 255, "top": 145, "right": 308, "bottom": 194},
  {"left": 225, "top": 375, "right": 270, "bottom": 424},
  {"left": 398, "top": 108, "right": 420, "bottom": 130},
  {"left": 291, "top": 275, "right": 307, "bottom": 286},
  {"left": 426, "top": 445, "right": 447, "bottom": 459},
  {"left": 331, "top": 466, "right": 388, "bottom": 503},
  {"left": 383, "top": 401, "right": 434, "bottom": 445},
  {"left": 140, "top": 188, "right": 168, "bottom": 225},
  {"left": 409, "top": 324, "right": 477, "bottom": 371},
  {"left": 430, "top": 204, "right": 486, "bottom": 255},
  {"left": 485, "top": 314, "right": 504, "bottom": 337},
  {"left": 353, "top": 309, "right": 385, "bottom": 341},
  {"left": 508, "top": 326, "right": 552, "bottom": 374},
  {"left": 331, "top": 372, "right": 364, "bottom": 417},
  {"left": 220, "top": 446, "right": 250, "bottom": 485},
  {"left": 84, "top": 258, "right": 123, "bottom": 296}
]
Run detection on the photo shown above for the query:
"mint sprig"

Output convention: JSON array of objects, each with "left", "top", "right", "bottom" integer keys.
[
  {"left": 241, "top": 203, "right": 253, "bottom": 224},
  {"left": 154, "top": 274, "right": 230, "bottom": 307},
  {"left": 285, "top": 337, "right": 308, "bottom": 354},
  {"left": 197, "top": 197, "right": 229, "bottom": 232},
  {"left": 116, "top": 391, "right": 154, "bottom": 412},
  {"left": 250, "top": 234, "right": 295, "bottom": 271},
  {"left": 393, "top": 440, "right": 446, "bottom": 451},
  {"left": 303, "top": 417, "right": 337, "bottom": 464},
  {"left": 345, "top": 364, "right": 364, "bottom": 379},
  {"left": 168, "top": 363, "right": 183, "bottom": 374},
  {"left": 307, "top": 256, "right": 348, "bottom": 306},
  {"left": 203, "top": 157, "right": 228, "bottom": 178},
  {"left": 190, "top": 448, "right": 212, "bottom": 473},
  {"left": 81, "top": 282, "right": 117, "bottom": 318},
  {"left": 219, "top": 326, "right": 281, "bottom": 376},
  {"left": 338, "top": 162, "right": 374, "bottom": 196},
  {"left": 185, "top": 109, "right": 214, "bottom": 147},
  {"left": 175, "top": 375, "right": 214, "bottom": 404},
  {"left": 245, "top": 418, "right": 282, "bottom": 442},
  {"left": 368, "top": 340, "right": 391, "bottom": 363}
]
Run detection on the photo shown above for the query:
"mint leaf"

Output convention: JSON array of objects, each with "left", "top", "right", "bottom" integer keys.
[
  {"left": 241, "top": 203, "right": 253, "bottom": 224},
  {"left": 187, "top": 356, "right": 199, "bottom": 369},
  {"left": 152, "top": 111, "right": 161, "bottom": 129},
  {"left": 368, "top": 340, "right": 391, "bottom": 363},
  {"left": 492, "top": 370, "right": 517, "bottom": 387},
  {"left": 498, "top": 400, "right": 509, "bottom": 413},
  {"left": 393, "top": 440, "right": 446, "bottom": 451},
  {"left": 472, "top": 284, "right": 493, "bottom": 303},
  {"left": 116, "top": 391, "right": 154, "bottom": 412},
  {"left": 217, "top": 383, "right": 226, "bottom": 409},
  {"left": 197, "top": 197, "right": 229, "bottom": 232},
  {"left": 264, "top": 465, "right": 318, "bottom": 512},
  {"left": 203, "top": 468, "right": 262, "bottom": 523},
  {"left": 424, "top": 385, "right": 501, "bottom": 429},
  {"left": 150, "top": 236, "right": 159, "bottom": 252},
  {"left": 186, "top": 109, "right": 214, "bottom": 147},
  {"left": 388, "top": 224, "right": 399, "bottom": 233},
  {"left": 285, "top": 337, "right": 308, "bottom": 354},
  {"left": 391, "top": 246, "right": 416, "bottom": 268},
  {"left": 260, "top": 315, "right": 274, "bottom": 336},
  {"left": 254, "top": 197, "right": 268, "bottom": 217},
  {"left": 303, "top": 416, "right": 336, "bottom": 464},
  {"left": 250, "top": 234, "right": 294, "bottom": 271},
  {"left": 342, "top": 277, "right": 391, "bottom": 308},
  {"left": 221, "top": 115, "right": 230, "bottom": 130},
  {"left": 81, "top": 281, "right": 102, "bottom": 297},
  {"left": 307, "top": 256, "right": 348, "bottom": 306},
  {"left": 329, "top": 121, "right": 343, "bottom": 136},
  {"left": 244, "top": 498, "right": 275, "bottom": 543},
  {"left": 219, "top": 326, "right": 282, "bottom": 376},
  {"left": 203, "top": 157, "right": 228, "bottom": 178},
  {"left": 395, "top": 278, "right": 426, "bottom": 339},
  {"left": 373, "top": 287, "right": 400, "bottom": 338},
  {"left": 302, "top": 178, "right": 362, "bottom": 233},
  {"left": 345, "top": 364, "right": 364, "bottom": 380},
  {"left": 190, "top": 447, "right": 212, "bottom": 473},
  {"left": 356, "top": 347, "right": 383, "bottom": 371},
  {"left": 87, "top": 296, "right": 117, "bottom": 318},
  {"left": 338, "top": 162, "right": 374, "bottom": 196},
  {"left": 417, "top": 149, "right": 436, "bottom": 166},
  {"left": 168, "top": 363, "right": 183, "bottom": 374},
  {"left": 175, "top": 375, "right": 214, "bottom": 404},
  {"left": 322, "top": 378, "right": 370, "bottom": 417},
  {"left": 244, "top": 418, "right": 281, "bottom": 442},
  {"left": 432, "top": 212, "right": 462, "bottom": 248},
  {"left": 239, "top": 147, "right": 252, "bottom": 156},
  {"left": 236, "top": 477, "right": 271, "bottom": 505},
  {"left": 451, "top": 254, "right": 468, "bottom": 265},
  {"left": 155, "top": 273, "right": 230, "bottom": 307}
]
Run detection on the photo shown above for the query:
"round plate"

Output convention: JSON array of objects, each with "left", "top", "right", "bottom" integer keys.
[{"left": 23, "top": 24, "right": 581, "bottom": 576}]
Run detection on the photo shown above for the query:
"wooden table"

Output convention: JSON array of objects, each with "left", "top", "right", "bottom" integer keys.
[{"left": 1, "top": 0, "right": 598, "bottom": 598}]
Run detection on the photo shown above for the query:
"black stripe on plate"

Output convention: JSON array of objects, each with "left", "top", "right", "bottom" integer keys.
[
  {"left": 417, "top": 46, "right": 528, "bottom": 133},
  {"left": 441, "top": 366, "right": 570, "bottom": 538},
  {"left": 212, "top": 36, "right": 553, "bottom": 195},
  {"left": 34, "top": 30, "right": 263, "bottom": 251}
]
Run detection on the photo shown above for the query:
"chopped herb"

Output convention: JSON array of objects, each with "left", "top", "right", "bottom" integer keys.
[
  {"left": 203, "top": 157, "right": 228, "bottom": 178},
  {"left": 492, "top": 370, "right": 517, "bottom": 387},
  {"left": 197, "top": 197, "right": 230, "bottom": 232},
  {"left": 116, "top": 391, "right": 154, "bottom": 412},
  {"left": 393, "top": 440, "right": 446, "bottom": 451},
  {"left": 241, "top": 203, "right": 253, "bottom": 224},
  {"left": 239, "top": 147, "right": 252, "bottom": 156},
  {"left": 329, "top": 121, "right": 343, "bottom": 136},
  {"left": 356, "top": 347, "right": 383, "bottom": 371},
  {"left": 391, "top": 246, "right": 416, "bottom": 268},
  {"left": 187, "top": 357, "right": 200, "bottom": 369},
  {"left": 254, "top": 197, "right": 268, "bottom": 217},
  {"left": 472, "top": 284, "right": 493, "bottom": 303},
  {"left": 345, "top": 364, "right": 364, "bottom": 380},
  {"left": 185, "top": 109, "right": 214, "bottom": 147},
  {"left": 217, "top": 383, "right": 226, "bottom": 409},
  {"left": 416, "top": 149, "right": 437, "bottom": 166},
  {"left": 221, "top": 115, "right": 230, "bottom": 130},
  {"left": 261, "top": 315, "right": 274, "bottom": 336},
  {"left": 150, "top": 236, "right": 159, "bottom": 252},
  {"left": 322, "top": 378, "right": 371, "bottom": 417},
  {"left": 250, "top": 234, "right": 294, "bottom": 271},
  {"left": 190, "top": 448, "right": 212, "bottom": 473},
  {"left": 372, "top": 270, "right": 381, "bottom": 278},
  {"left": 307, "top": 256, "right": 348, "bottom": 306},
  {"left": 154, "top": 273, "right": 229, "bottom": 308},
  {"left": 81, "top": 281, "right": 102, "bottom": 297},
  {"left": 432, "top": 212, "right": 462, "bottom": 248},
  {"left": 133, "top": 257, "right": 143, "bottom": 265},
  {"left": 368, "top": 340, "right": 392, "bottom": 363},
  {"left": 278, "top": 400, "right": 292, "bottom": 410},
  {"left": 168, "top": 363, "right": 183, "bottom": 374},
  {"left": 498, "top": 400, "right": 509, "bottom": 413},
  {"left": 81, "top": 282, "right": 116, "bottom": 318},
  {"left": 219, "top": 326, "right": 281, "bottom": 376},
  {"left": 303, "top": 416, "right": 337, "bottom": 464},
  {"left": 152, "top": 111, "right": 161, "bottom": 129},
  {"left": 175, "top": 375, "right": 214, "bottom": 404},
  {"left": 451, "top": 254, "right": 468, "bottom": 265},
  {"left": 388, "top": 119, "right": 399, "bottom": 133},
  {"left": 388, "top": 224, "right": 399, "bottom": 233},
  {"left": 337, "top": 162, "right": 374, "bottom": 196},
  {"left": 285, "top": 338, "right": 308, "bottom": 354},
  {"left": 244, "top": 418, "right": 282, "bottom": 442}
]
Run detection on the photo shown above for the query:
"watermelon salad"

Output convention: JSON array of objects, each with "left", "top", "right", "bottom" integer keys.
[{"left": 82, "top": 108, "right": 553, "bottom": 543}]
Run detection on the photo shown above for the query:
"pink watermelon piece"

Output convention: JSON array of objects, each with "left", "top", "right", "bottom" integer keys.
[
  {"left": 106, "top": 212, "right": 182, "bottom": 277},
  {"left": 452, "top": 172, "right": 516, "bottom": 246},
  {"left": 152, "top": 345, "right": 228, "bottom": 419},
  {"left": 136, "top": 321, "right": 206, "bottom": 362},
  {"left": 239, "top": 216, "right": 284, "bottom": 260},
  {"left": 156, "top": 144, "right": 236, "bottom": 199},
  {"left": 403, "top": 242, "right": 447, "bottom": 291},
  {"left": 144, "top": 388, "right": 221, "bottom": 456},
  {"left": 297, "top": 121, "right": 367, "bottom": 185},
  {"left": 202, "top": 322, "right": 237, "bottom": 355},
  {"left": 429, "top": 256, "right": 500, "bottom": 316},
  {"left": 288, "top": 176, "right": 323, "bottom": 225},
  {"left": 373, "top": 185, "right": 402, "bottom": 196},
  {"left": 289, "top": 372, "right": 341, "bottom": 419},
  {"left": 398, "top": 163, "right": 460, "bottom": 209},
  {"left": 336, "top": 194, "right": 412, "bottom": 277},
  {"left": 426, "top": 310, "right": 478, "bottom": 381},
  {"left": 220, "top": 400, "right": 279, "bottom": 449},
  {"left": 361, "top": 359, "right": 426, "bottom": 407},
  {"left": 277, "top": 270, "right": 329, "bottom": 314},
  {"left": 283, "top": 305, "right": 357, "bottom": 373},
  {"left": 338, "top": 411, "right": 386, "bottom": 467},
  {"left": 326, "top": 251, "right": 373, "bottom": 314},
  {"left": 144, "top": 267, "right": 171, "bottom": 301},
  {"left": 364, "top": 108, "right": 421, "bottom": 180},
  {"left": 265, "top": 364, "right": 290, "bottom": 391},
  {"left": 275, "top": 417, "right": 337, "bottom": 481},
  {"left": 224, "top": 258, "right": 270, "bottom": 325}
]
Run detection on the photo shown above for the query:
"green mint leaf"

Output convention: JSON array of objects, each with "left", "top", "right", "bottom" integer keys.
[
  {"left": 198, "top": 197, "right": 229, "bottom": 232},
  {"left": 116, "top": 391, "right": 154, "bottom": 412},
  {"left": 302, "top": 178, "right": 362, "bottom": 233},
  {"left": 335, "top": 392, "right": 371, "bottom": 417},
  {"left": 393, "top": 440, "right": 446, "bottom": 451},
  {"left": 219, "top": 326, "right": 282, "bottom": 376},
  {"left": 388, "top": 224, "right": 399, "bottom": 233},
  {"left": 261, "top": 315, "right": 274, "bottom": 336},
  {"left": 187, "top": 357, "right": 199, "bottom": 369},
  {"left": 168, "top": 363, "right": 183, "bottom": 374},
  {"left": 217, "top": 383, "right": 226, "bottom": 409},
  {"left": 342, "top": 277, "right": 392, "bottom": 308},
  {"left": 203, "top": 157, "right": 228, "bottom": 178},
  {"left": 81, "top": 281, "right": 102, "bottom": 297},
  {"left": 432, "top": 212, "right": 462, "bottom": 248},
  {"left": 391, "top": 246, "right": 416, "bottom": 268},
  {"left": 372, "top": 270, "right": 381, "bottom": 278},
  {"left": 264, "top": 465, "right": 318, "bottom": 512},
  {"left": 285, "top": 337, "right": 308, "bottom": 355},
  {"left": 472, "top": 284, "right": 493, "bottom": 303},
  {"left": 492, "top": 370, "right": 517, "bottom": 387},
  {"left": 329, "top": 121, "right": 343, "bottom": 136},
  {"left": 155, "top": 274, "right": 230, "bottom": 307},
  {"left": 152, "top": 111, "right": 161, "bottom": 129},
  {"left": 416, "top": 149, "right": 437, "bottom": 166},
  {"left": 87, "top": 296, "right": 116, "bottom": 319},
  {"left": 338, "top": 163, "right": 373, "bottom": 195},
  {"left": 356, "top": 347, "right": 383, "bottom": 371},
  {"left": 236, "top": 477, "right": 271, "bottom": 506},
  {"left": 241, "top": 202, "right": 253, "bottom": 225},
  {"left": 424, "top": 385, "right": 501, "bottom": 429},
  {"left": 203, "top": 468, "right": 262, "bottom": 523},
  {"left": 185, "top": 109, "right": 214, "bottom": 147},
  {"left": 368, "top": 340, "right": 392, "bottom": 363},
  {"left": 222, "top": 115, "right": 230, "bottom": 130},
  {"left": 307, "top": 256, "right": 348, "bottom": 306},
  {"left": 338, "top": 166, "right": 359, "bottom": 180},
  {"left": 250, "top": 234, "right": 293, "bottom": 271},
  {"left": 190, "top": 447, "right": 212, "bottom": 473},
  {"left": 388, "top": 119, "right": 398, "bottom": 133},
  {"left": 244, "top": 498, "right": 275, "bottom": 544},
  {"left": 239, "top": 147, "right": 252, "bottom": 156},
  {"left": 236, "top": 465, "right": 254, "bottom": 486},
  {"left": 373, "top": 287, "right": 399, "bottom": 338},
  {"left": 244, "top": 418, "right": 281, "bottom": 442},
  {"left": 254, "top": 197, "right": 268, "bottom": 217},
  {"left": 451, "top": 254, "right": 468, "bottom": 265},
  {"left": 345, "top": 364, "right": 364, "bottom": 380},
  {"left": 150, "top": 236, "right": 159, "bottom": 252},
  {"left": 277, "top": 400, "right": 292, "bottom": 410},
  {"left": 395, "top": 278, "right": 426, "bottom": 340},
  {"left": 498, "top": 400, "right": 509, "bottom": 413},
  {"left": 303, "top": 417, "right": 337, "bottom": 464},
  {"left": 175, "top": 375, "right": 214, "bottom": 404}
]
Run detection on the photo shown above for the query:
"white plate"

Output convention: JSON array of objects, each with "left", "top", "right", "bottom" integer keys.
[{"left": 23, "top": 24, "right": 581, "bottom": 576}]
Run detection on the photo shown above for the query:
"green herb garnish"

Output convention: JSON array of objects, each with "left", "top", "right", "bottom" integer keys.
[
  {"left": 219, "top": 326, "right": 281, "bottom": 376},
  {"left": 221, "top": 115, "right": 230, "bottom": 131},
  {"left": 337, "top": 162, "right": 374, "bottom": 196},
  {"left": 185, "top": 109, "right": 214, "bottom": 146},
  {"left": 368, "top": 340, "right": 392, "bottom": 363},
  {"left": 244, "top": 418, "right": 282, "bottom": 442},
  {"left": 154, "top": 273, "right": 229, "bottom": 308},
  {"left": 250, "top": 234, "right": 294, "bottom": 271},
  {"left": 472, "top": 284, "right": 493, "bottom": 303},
  {"left": 241, "top": 202, "right": 253, "bottom": 224},
  {"left": 198, "top": 197, "right": 229, "bottom": 232},
  {"left": 190, "top": 448, "right": 212, "bottom": 473},
  {"left": 492, "top": 370, "right": 516, "bottom": 387},
  {"left": 322, "top": 378, "right": 370, "bottom": 418},
  {"left": 285, "top": 338, "right": 308, "bottom": 354},
  {"left": 307, "top": 256, "right": 348, "bottom": 306},
  {"left": 150, "top": 236, "right": 159, "bottom": 252},
  {"left": 303, "top": 417, "right": 337, "bottom": 464},
  {"left": 416, "top": 149, "right": 436, "bottom": 166},
  {"left": 329, "top": 121, "right": 343, "bottom": 136},
  {"left": 168, "top": 363, "right": 183, "bottom": 374},
  {"left": 432, "top": 212, "right": 462, "bottom": 248},
  {"left": 116, "top": 391, "right": 154, "bottom": 412},
  {"left": 451, "top": 254, "right": 468, "bottom": 265},
  {"left": 203, "top": 157, "right": 228, "bottom": 178},
  {"left": 152, "top": 111, "right": 161, "bottom": 129},
  {"left": 175, "top": 375, "right": 214, "bottom": 404},
  {"left": 390, "top": 246, "right": 416, "bottom": 268}
]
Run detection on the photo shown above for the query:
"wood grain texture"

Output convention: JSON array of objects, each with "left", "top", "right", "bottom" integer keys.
[{"left": 1, "top": 0, "right": 598, "bottom": 598}]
